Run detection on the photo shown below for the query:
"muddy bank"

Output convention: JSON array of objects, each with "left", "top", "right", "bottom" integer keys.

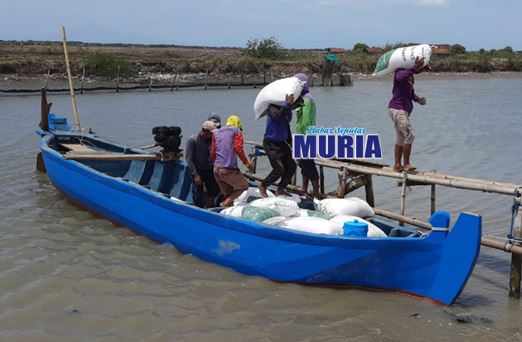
[{"left": 1, "top": 42, "right": 521, "bottom": 80}]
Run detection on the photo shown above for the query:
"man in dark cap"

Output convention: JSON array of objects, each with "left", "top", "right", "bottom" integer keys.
[
  {"left": 207, "top": 113, "right": 222, "bottom": 129},
  {"left": 185, "top": 120, "right": 220, "bottom": 208}
]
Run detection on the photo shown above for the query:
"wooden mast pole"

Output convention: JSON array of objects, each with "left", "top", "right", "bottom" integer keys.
[{"left": 61, "top": 26, "right": 81, "bottom": 131}]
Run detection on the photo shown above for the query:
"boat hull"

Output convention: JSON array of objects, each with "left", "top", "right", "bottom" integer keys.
[{"left": 39, "top": 132, "right": 481, "bottom": 305}]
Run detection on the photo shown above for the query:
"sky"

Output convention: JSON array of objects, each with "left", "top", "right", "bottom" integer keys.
[{"left": 1, "top": 0, "right": 521, "bottom": 51}]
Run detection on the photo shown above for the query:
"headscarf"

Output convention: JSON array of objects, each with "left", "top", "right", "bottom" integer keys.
[
  {"left": 294, "top": 73, "right": 313, "bottom": 100},
  {"left": 207, "top": 112, "right": 222, "bottom": 129},
  {"left": 226, "top": 115, "right": 242, "bottom": 130}
]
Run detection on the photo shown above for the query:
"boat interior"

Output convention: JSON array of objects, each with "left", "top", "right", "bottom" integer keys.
[{"left": 48, "top": 134, "right": 428, "bottom": 238}]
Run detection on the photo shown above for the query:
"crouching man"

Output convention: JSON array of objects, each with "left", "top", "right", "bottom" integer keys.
[{"left": 211, "top": 115, "right": 254, "bottom": 207}]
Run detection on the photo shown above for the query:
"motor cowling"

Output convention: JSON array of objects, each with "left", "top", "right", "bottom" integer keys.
[{"left": 152, "top": 126, "right": 182, "bottom": 153}]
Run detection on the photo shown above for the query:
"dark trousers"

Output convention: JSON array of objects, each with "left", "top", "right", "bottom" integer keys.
[{"left": 262, "top": 139, "right": 296, "bottom": 189}]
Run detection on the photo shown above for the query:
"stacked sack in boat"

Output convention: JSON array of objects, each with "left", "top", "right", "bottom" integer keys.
[{"left": 220, "top": 187, "right": 386, "bottom": 237}]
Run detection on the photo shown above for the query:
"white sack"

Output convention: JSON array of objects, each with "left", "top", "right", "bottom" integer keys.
[
  {"left": 372, "top": 44, "right": 432, "bottom": 77},
  {"left": 235, "top": 187, "right": 274, "bottom": 205},
  {"left": 249, "top": 197, "right": 299, "bottom": 217},
  {"left": 254, "top": 77, "right": 305, "bottom": 119},
  {"left": 262, "top": 216, "right": 289, "bottom": 226},
  {"left": 314, "top": 197, "right": 374, "bottom": 218},
  {"left": 220, "top": 205, "right": 245, "bottom": 218},
  {"left": 280, "top": 217, "right": 343, "bottom": 235}
]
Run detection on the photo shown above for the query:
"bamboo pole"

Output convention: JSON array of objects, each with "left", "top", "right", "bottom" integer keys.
[
  {"left": 244, "top": 172, "right": 302, "bottom": 193},
  {"left": 80, "top": 68, "right": 85, "bottom": 94},
  {"left": 61, "top": 26, "right": 81, "bottom": 130},
  {"left": 430, "top": 184, "right": 436, "bottom": 215},
  {"left": 399, "top": 173, "right": 407, "bottom": 225},
  {"left": 319, "top": 165, "right": 325, "bottom": 195},
  {"left": 374, "top": 208, "right": 432, "bottom": 230},
  {"left": 510, "top": 196, "right": 522, "bottom": 298},
  {"left": 64, "top": 152, "right": 160, "bottom": 161}
]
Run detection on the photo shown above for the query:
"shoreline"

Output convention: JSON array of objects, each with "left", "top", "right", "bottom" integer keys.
[{"left": 2, "top": 71, "right": 521, "bottom": 93}]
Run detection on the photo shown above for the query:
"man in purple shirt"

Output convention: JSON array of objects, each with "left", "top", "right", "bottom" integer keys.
[{"left": 388, "top": 57, "right": 428, "bottom": 172}]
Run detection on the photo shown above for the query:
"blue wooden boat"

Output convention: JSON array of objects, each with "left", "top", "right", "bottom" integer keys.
[{"left": 36, "top": 113, "right": 481, "bottom": 306}]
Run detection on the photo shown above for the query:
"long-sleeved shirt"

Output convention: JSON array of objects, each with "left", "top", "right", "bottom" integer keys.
[
  {"left": 210, "top": 126, "right": 249, "bottom": 169},
  {"left": 263, "top": 103, "right": 292, "bottom": 143},
  {"left": 185, "top": 132, "right": 213, "bottom": 176},
  {"left": 388, "top": 66, "right": 420, "bottom": 114},
  {"left": 295, "top": 96, "right": 316, "bottom": 135}
]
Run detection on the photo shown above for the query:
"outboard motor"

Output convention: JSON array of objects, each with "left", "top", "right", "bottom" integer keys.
[{"left": 152, "top": 126, "right": 182, "bottom": 154}]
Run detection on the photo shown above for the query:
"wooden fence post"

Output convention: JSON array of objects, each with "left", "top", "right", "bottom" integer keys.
[
  {"left": 204, "top": 70, "right": 209, "bottom": 90},
  {"left": 365, "top": 174, "right": 375, "bottom": 207},
  {"left": 227, "top": 73, "right": 232, "bottom": 89},
  {"left": 80, "top": 68, "right": 85, "bottom": 94},
  {"left": 116, "top": 66, "right": 120, "bottom": 93},
  {"left": 170, "top": 73, "right": 177, "bottom": 91},
  {"left": 337, "top": 167, "right": 348, "bottom": 198},
  {"left": 148, "top": 76, "right": 153, "bottom": 92},
  {"left": 45, "top": 69, "right": 51, "bottom": 90}
]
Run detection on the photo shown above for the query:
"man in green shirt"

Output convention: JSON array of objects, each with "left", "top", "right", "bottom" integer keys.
[{"left": 294, "top": 73, "right": 320, "bottom": 198}]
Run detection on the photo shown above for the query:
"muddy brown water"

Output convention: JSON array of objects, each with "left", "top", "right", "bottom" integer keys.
[{"left": 1, "top": 78, "right": 521, "bottom": 341}]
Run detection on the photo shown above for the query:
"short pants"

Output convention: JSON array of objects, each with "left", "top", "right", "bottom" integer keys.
[
  {"left": 388, "top": 108, "right": 415, "bottom": 145},
  {"left": 297, "top": 159, "right": 319, "bottom": 181},
  {"left": 213, "top": 167, "right": 249, "bottom": 198}
]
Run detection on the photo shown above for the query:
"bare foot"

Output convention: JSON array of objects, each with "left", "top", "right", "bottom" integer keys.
[
  {"left": 275, "top": 187, "right": 291, "bottom": 196},
  {"left": 258, "top": 184, "right": 268, "bottom": 198},
  {"left": 220, "top": 198, "right": 234, "bottom": 207},
  {"left": 393, "top": 164, "right": 403, "bottom": 172},
  {"left": 403, "top": 164, "right": 417, "bottom": 172}
]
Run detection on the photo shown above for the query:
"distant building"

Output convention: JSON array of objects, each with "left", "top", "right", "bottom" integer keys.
[
  {"left": 432, "top": 44, "right": 450, "bottom": 56},
  {"left": 325, "top": 48, "right": 346, "bottom": 54},
  {"left": 363, "top": 47, "right": 384, "bottom": 54}
]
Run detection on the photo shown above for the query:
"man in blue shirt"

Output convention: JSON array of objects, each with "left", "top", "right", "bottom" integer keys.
[{"left": 259, "top": 94, "right": 303, "bottom": 197}]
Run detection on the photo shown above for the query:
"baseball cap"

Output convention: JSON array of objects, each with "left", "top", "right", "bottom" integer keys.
[{"left": 202, "top": 120, "right": 217, "bottom": 132}]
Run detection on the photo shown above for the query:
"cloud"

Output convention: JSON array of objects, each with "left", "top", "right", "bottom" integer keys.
[{"left": 415, "top": 0, "right": 450, "bottom": 6}]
